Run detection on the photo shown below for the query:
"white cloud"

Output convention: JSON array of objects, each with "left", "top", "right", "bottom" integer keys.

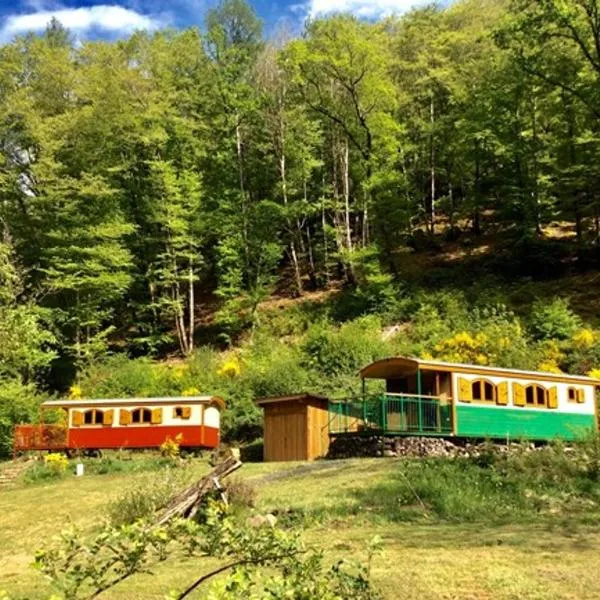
[
  {"left": 0, "top": 4, "right": 165, "bottom": 42},
  {"left": 308, "top": 0, "right": 427, "bottom": 18}
]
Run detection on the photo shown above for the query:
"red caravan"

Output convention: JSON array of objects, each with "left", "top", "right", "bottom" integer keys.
[{"left": 13, "top": 396, "right": 224, "bottom": 454}]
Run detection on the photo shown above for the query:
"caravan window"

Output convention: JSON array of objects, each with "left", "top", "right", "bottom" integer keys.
[
  {"left": 525, "top": 384, "right": 547, "bottom": 407},
  {"left": 131, "top": 408, "right": 152, "bottom": 424},
  {"left": 83, "top": 409, "right": 104, "bottom": 425},
  {"left": 471, "top": 380, "right": 496, "bottom": 403}
]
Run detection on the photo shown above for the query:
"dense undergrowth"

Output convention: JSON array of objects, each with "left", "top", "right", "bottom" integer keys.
[
  {"left": 3, "top": 284, "right": 600, "bottom": 454},
  {"left": 69, "top": 289, "right": 600, "bottom": 443}
]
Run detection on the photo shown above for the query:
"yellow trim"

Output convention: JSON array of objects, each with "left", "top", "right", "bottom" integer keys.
[{"left": 421, "top": 363, "right": 596, "bottom": 386}]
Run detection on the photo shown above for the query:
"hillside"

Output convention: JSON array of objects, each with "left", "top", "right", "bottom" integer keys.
[{"left": 2, "top": 449, "right": 600, "bottom": 599}]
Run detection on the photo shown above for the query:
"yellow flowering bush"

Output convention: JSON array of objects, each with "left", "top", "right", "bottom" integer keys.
[
  {"left": 218, "top": 357, "right": 242, "bottom": 378},
  {"left": 434, "top": 332, "right": 489, "bottom": 365},
  {"left": 537, "top": 360, "right": 563, "bottom": 374},
  {"left": 172, "top": 364, "right": 188, "bottom": 379},
  {"left": 182, "top": 387, "right": 201, "bottom": 397},
  {"left": 587, "top": 369, "right": 600, "bottom": 380},
  {"left": 68, "top": 385, "right": 82, "bottom": 400},
  {"left": 572, "top": 329, "right": 596, "bottom": 349},
  {"left": 160, "top": 434, "right": 183, "bottom": 458},
  {"left": 44, "top": 453, "right": 69, "bottom": 474}
]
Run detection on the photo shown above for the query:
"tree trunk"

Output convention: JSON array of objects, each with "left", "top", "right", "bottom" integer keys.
[
  {"left": 279, "top": 129, "right": 303, "bottom": 296},
  {"left": 188, "top": 258, "right": 194, "bottom": 354},
  {"left": 430, "top": 93, "right": 436, "bottom": 235},
  {"left": 235, "top": 115, "right": 250, "bottom": 273}
]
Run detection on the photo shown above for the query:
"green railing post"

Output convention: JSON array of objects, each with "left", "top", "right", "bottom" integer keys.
[
  {"left": 417, "top": 370, "right": 423, "bottom": 433},
  {"left": 381, "top": 394, "right": 387, "bottom": 432}
]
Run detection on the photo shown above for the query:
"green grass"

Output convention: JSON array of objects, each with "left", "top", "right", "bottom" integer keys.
[{"left": 2, "top": 456, "right": 600, "bottom": 599}]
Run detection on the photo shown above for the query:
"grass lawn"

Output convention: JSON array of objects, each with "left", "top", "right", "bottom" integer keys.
[{"left": 2, "top": 457, "right": 600, "bottom": 599}]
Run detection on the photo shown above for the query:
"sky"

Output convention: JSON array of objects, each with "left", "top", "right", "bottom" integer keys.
[{"left": 0, "top": 0, "right": 437, "bottom": 43}]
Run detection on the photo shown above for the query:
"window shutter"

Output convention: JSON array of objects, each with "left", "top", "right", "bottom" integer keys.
[
  {"left": 103, "top": 410, "right": 114, "bottom": 426},
  {"left": 120, "top": 410, "right": 131, "bottom": 426},
  {"left": 458, "top": 378, "right": 472, "bottom": 402},
  {"left": 513, "top": 383, "right": 525, "bottom": 407},
  {"left": 72, "top": 410, "right": 83, "bottom": 427},
  {"left": 548, "top": 387, "right": 558, "bottom": 409},
  {"left": 151, "top": 408, "right": 163, "bottom": 424},
  {"left": 183, "top": 406, "right": 192, "bottom": 419},
  {"left": 577, "top": 389, "right": 586, "bottom": 404},
  {"left": 497, "top": 382, "right": 509, "bottom": 406}
]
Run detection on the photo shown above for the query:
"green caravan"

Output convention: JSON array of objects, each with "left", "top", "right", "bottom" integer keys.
[{"left": 329, "top": 357, "right": 599, "bottom": 442}]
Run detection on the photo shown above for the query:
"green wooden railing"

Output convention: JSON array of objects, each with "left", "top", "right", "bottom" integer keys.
[{"left": 328, "top": 394, "right": 453, "bottom": 436}]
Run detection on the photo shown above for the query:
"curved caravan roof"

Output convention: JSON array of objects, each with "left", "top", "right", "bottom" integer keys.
[
  {"left": 42, "top": 395, "right": 226, "bottom": 410},
  {"left": 360, "top": 356, "right": 599, "bottom": 386}
]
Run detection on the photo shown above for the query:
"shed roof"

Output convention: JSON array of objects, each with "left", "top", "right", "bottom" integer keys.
[
  {"left": 255, "top": 393, "right": 328, "bottom": 407},
  {"left": 42, "top": 395, "right": 225, "bottom": 410},
  {"left": 360, "top": 356, "right": 600, "bottom": 386}
]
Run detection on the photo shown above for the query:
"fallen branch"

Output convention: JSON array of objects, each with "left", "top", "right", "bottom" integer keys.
[{"left": 156, "top": 456, "right": 242, "bottom": 525}]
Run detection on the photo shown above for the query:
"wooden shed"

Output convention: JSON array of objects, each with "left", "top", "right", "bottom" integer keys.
[{"left": 256, "top": 394, "right": 330, "bottom": 462}]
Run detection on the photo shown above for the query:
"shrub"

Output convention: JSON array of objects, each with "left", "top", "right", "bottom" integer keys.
[
  {"left": 44, "top": 453, "right": 69, "bottom": 474},
  {"left": 24, "top": 456, "right": 69, "bottom": 484},
  {"left": 160, "top": 434, "right": 183, "bottom": 458},
  {"left": 240, "top": 438, "right": 264, "bottom": 463},
  {"left": 106, "top": 467, "right": 192, "bottom": 526},
  {"left": 0, "top": 380, "right": 44, "bottom": 459},
  {"left": 302, "top": 317, "right": 388, "bottom": 381},
  {"left": 224, "top": 476, "right": 257, "bottom": 509},
  {"left": 530, "top": 298, "right": 581, "bottom": 341}
]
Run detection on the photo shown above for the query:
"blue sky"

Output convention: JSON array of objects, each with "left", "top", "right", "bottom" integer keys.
[{"left": 0, "top": 0, "right": 435, "bottom": 43}]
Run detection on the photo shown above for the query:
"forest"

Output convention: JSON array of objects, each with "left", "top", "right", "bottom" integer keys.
[{"left": 3, "top": 0, "right": 600, "bottom": 454}]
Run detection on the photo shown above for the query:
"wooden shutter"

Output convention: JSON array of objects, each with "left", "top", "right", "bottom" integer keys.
[
  {"left": 577, "top": 389, "right": 586, "bottom": 404},
  {"left": 458, "top": 377, "right": 472, "bottom": 402},
  {"left": 151, "top": 408, "right": 163, "bottom": 424},
  {"left": 182, "top": 406, "right": 192, "bottom": 419},
  {"left": 497, "top": 382, "right": 509, "bottom": 406},
  {"left": 548, "top": 387, "right": 558, "bottom": 409},
  {"left": 103, "top": 410, "right": 114, "bottom": 426},
  {"left": 72, "top": 410, "right": 83, "bottom": 427},
  {"left": 120, "top": 409, "right": 131, "bottom": 426},
  {"left": 513, "top": 383, "right": 525, "bottom": 407}
]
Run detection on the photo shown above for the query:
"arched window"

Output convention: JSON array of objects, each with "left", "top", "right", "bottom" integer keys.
[
  {"left": 83, "top": 409, "right": 104, "bottom": 425},
  {"left": 471, "top": 379, "right": 496, "bottom": 403},
  {"left": 525, "top": 384, "right": 547, "bottom": 407},
  {"left": 131, "top": 408, "right": 152, "bottom": 424}
]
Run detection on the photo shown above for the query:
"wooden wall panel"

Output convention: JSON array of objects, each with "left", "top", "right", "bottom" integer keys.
[{"left": 263, "top": 402, "right": 308, "bottom": 462}]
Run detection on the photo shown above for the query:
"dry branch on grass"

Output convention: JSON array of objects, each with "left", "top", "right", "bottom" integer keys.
[{"left": 156, "top": 456, "right": 242, "bottom": 525}]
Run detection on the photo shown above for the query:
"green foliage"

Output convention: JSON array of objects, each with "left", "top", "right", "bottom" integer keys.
[
  {"left": 530, "top": 298, "right": 582, "bottom": 341},
  {"left": 107, "top": 467, "right": 192, "bottom": 526},
  {"left": 302, "top": 317, "right": 388, "bottom": 393},
  {"left": 0, "top": 380, "right": 44, "bottom": 459},
  {"left": 350, "top": 442, "right": 600, "bottom": 523},
  {"left": 36, "top": 500, "right": 381, "bottom": 600}
]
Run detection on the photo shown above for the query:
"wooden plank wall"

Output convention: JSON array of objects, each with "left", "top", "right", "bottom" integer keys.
[
  {"left": 263, "top": 402, "right": 308, "bottom": 462},
  {"left": 306, "top": 403, "right": 330, "bottom": 460}
]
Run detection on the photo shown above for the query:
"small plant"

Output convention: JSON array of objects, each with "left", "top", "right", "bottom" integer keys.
[
  {"left": 160, "top": 434, "right": 183, "bottom": 458},
  {"left": 107, "top": 468, "right": 192, "bottom": 526},
  {"left": 224, "top": 476, "right": 257, "bottom": 509},
  {"left": 45, "top": 453, "right": 69, "bottom": 474}
]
